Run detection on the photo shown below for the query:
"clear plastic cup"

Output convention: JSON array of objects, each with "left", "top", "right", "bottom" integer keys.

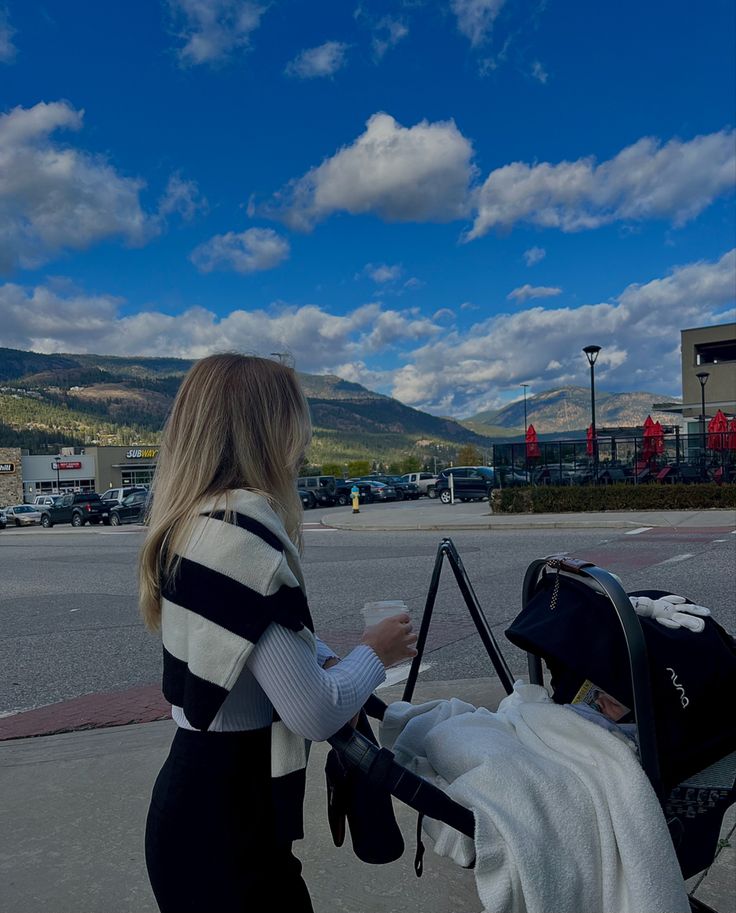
[{"left": 361, "top": 600, "right": 408, "bottom": 628}]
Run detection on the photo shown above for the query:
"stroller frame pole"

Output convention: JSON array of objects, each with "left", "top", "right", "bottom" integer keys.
[{"left": 402, "top": 537, "right": 515, "bottom": 703}]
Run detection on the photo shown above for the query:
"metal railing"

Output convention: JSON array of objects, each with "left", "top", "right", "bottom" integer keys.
[{"left": 489, "top": 431, "right": 735, "bottom": 486}]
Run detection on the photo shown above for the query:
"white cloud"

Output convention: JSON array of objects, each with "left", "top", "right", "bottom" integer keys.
[
  {"left": 0, "top": 282, "right": 443, "bottom": 370},
  {"left": 372, "top": 17, "right": 408, "bottom": 60},
  {"left": 285, "top": 41, "right": 349, "bottom": 79},
  {"left": 531, "top": 60, "right": 548, "bottom": 83},
  {"left": 158, "top": 173, "right": 208, "bottom": 221},
  {"left": 0, "top": 101, "right": 157, "bottom": 273},
  {"left": 266, "top": 120, "right": 733, "bottom": 240},
  {"left": 190, "top": 228, "right": 289, "bottom": 273},
  {"left": 0, "top": 8, "right": 17, "bottom": 63},
  {"left": 433, "top": 308, "right": 455, "bottom": 322},
  {"left": 6, "top": 252, "right": 733, "bottom": 419},
  {"left": 468, "top": 129, "right": 736, "bottom": 239},
  {"left": 507, "top": 284, "right": 561, "bottom": 304},
  {"left": 267, "top": 112, "right": 476, "bottom": 231},
  {"left": 362, "top": 262, "right": 403, "bottom": 283},
  {"left": 389, "top": 250, "right": 736, "bottom": 415},
  {"left": 403, "top": 277, "right": 425, "bottom": 291},
  {"left": 451, "top": 0, "right": 506, "bottom": 46},
  {"left": 168, "top": 0, "right": 264, "bottom": 66},
  {"left": 523, "top": 246, "right": 546, "bottom": 266}
]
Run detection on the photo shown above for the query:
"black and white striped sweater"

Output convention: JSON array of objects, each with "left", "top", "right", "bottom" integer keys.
[{"left": 160, "top": 489, "right": 316, "bottom": 840}]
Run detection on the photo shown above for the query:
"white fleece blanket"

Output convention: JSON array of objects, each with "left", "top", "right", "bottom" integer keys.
[{"left": 380, "top": 683, "right": 688, "bottom": 913}]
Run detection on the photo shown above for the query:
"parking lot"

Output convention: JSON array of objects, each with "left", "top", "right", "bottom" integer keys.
[{"left": 1, "top": 503, "right": 734, "bottom": 718}]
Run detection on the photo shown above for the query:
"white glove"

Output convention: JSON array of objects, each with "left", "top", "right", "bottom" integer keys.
[{"left": 629, "top": 595, "right": 711, "bottom": 632}]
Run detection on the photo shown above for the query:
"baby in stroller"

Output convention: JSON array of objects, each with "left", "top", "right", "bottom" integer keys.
[{"left": 328, "top": 549, "right": 736, "bottom": 913}]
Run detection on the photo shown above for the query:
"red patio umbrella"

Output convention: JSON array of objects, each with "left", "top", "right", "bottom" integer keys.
[
  {"left": 526, "top": 424, "right": 541, "bottom": 459},
  {"left": 729, "top": 417, "right": 736, "bottom": 452},
  {"left": 642, "top": 415, "right": 656, "bottom": 459},
  {"left": 652, "top": 420, "right": 665, "bottom": 455},
  {"left": 707, "top": 409, "right": 729, "bottom": 450}
]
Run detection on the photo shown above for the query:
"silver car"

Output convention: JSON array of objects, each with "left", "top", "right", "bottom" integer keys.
[{"left": 4, "top": 504, "right": 43, "bottom": 526}]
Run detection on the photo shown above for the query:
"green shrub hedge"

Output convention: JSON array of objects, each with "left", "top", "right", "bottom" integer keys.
[{"left": 492, "top": 483, "right": 736, "bottom": 514}]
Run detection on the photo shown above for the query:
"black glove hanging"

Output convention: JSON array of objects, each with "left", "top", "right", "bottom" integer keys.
[{"left": 325, "top": 709, "right": 405, "bottom": 865}]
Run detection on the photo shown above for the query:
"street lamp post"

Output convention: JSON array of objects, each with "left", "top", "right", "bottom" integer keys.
[
  {"left": 51, "top": 459, "right": 61, "bottom": 494},
  {"left": 583, "top": 345, "right": 602, "bottom": 482},
  {"left": 696, "top": 371, "right": 710, "bottom": 468},
  {"left": 520, "top": 383, "right": 529, "bottom": 483}
]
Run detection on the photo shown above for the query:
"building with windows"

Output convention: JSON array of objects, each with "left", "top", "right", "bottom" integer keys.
[
  {"left": 680, "top": 323, "right": 736, "bottom": 421},
  {"left": 0, "top": 447, "right": 23, "bottom": 505},
  {"left": 21, "top": 445, "right": 159, "bottom": 500},
  {"left": 655, "top": 323, "right": 736, "bottom": 428}
]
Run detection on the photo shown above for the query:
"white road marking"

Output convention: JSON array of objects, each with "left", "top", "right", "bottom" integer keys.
[
  {"left": 377, "top": 662, "right": 432, "bottom": 690},
  {"left": 657, "top": 553, "right": 695, "bottom": 566},
  {"left": 625, "top": 527, "right": 653, "bottom": 535},
  {"left": 712, "top": 539, "right": 727, "bottom": 543}
]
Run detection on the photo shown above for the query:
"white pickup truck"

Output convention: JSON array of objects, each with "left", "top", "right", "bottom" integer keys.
[{"left": 400, "top": 471, "right": 439, "bottom": 497}]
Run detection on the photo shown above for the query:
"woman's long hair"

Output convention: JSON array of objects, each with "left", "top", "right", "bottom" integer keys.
[{"left": 138, "top": 353, "right": 311, "bottom": 631}]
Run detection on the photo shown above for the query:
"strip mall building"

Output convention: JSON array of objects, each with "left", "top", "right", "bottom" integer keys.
[{"left": 19, "top": 445, "right": 159, "bottom": 501}]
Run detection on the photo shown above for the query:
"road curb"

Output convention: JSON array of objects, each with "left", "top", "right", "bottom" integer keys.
[
  {"left": 0, "top": 684, "right": 168, "bottom": 741},
  {"left": 320, "top": 519, "right": 648, "bottom": 531}
]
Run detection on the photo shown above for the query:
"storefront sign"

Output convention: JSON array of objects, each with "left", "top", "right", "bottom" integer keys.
[
  {"left": 51, "top": 461, "right": 82, "bottom": 470},
  {"left": 0, "top": 462, "right": 15, "bottom": 473},
  {"left": 126, "top": 448, "right": 159, "bottom": 460}
]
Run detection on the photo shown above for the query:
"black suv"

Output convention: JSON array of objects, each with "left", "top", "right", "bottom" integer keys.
[
  {"left": 40, "top": 492, "right": 106, "bottom": 527},
  {"left": 434, "top": 466, "right": 496, "bottom": 503},
  {"left": 297, "top": 476, "right": 338, "bottom": 507},
  {"left": 356, "top": 475, "right": 421, "bottom": 500},
  {"left": 108, "top": 490, "right": 150, "bottom": 526}
]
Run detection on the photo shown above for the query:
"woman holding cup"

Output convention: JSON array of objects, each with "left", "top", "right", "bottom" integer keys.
[{"left": 140, "top": 353, "right": 417, "bottom": 913}]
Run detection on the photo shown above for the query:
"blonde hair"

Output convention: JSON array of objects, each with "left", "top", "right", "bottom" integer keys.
[{"left": 138, "top": 353, "right": 311, "bottom": 630}]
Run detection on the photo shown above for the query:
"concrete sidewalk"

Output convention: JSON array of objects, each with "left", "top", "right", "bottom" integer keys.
[
  {"left": 1, "top": 676, "right": 733, "bottom": 913},
  {"left": 320, "top": 501, "right": 736, "bottom": 532}
]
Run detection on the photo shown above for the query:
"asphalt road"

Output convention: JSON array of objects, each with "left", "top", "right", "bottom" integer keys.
[{"left": 1, "top": 508, "right": 734, "bottom": 715}]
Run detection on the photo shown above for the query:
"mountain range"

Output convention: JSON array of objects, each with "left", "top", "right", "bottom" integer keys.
[{"left": 0, "top": 347, "right": 680, "bottom": 463}]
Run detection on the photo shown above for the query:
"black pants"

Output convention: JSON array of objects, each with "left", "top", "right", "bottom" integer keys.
[{"left": 145, "top": 727, "right": 314, "bottom": 913}]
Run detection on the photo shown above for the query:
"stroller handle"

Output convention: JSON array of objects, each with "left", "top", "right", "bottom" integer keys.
[{"left": 327, "top": 721, "right": 475, "bottom": 839}]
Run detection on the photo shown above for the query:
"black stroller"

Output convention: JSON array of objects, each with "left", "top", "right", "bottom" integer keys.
[{"left": 327, "top": 539, "right": 736, "bottom": 913}]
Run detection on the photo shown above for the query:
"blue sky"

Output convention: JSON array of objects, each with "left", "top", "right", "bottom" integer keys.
[{"left": 0, "top": 0, "right": 734, "bottom": 416}]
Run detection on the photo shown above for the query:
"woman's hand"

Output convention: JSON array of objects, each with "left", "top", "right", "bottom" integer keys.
[{"left": 361, "top": 613, "right": 418, "bottom": 668}]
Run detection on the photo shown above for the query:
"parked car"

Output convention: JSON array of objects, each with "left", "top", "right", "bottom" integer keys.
[
  {"left": 4, "top": 504, "right": 42, "bottom": 526},
  {"left": 40, "top": 492, "right": 106, "bottom": 527},
  {"left": 32, "top": 494, "right": 62, "bottom": 508},
  {"left": 0, "top": 509, "right": 6, "bottom": 530},
  {"left": 108, "top": 490, "right": 149, "bottom": 526},
  {"left": 435, "top": 466, "right": 496, "bottom": 503},
  {"left": 400, "top": 471, "right": 439, "bottom": 497},
  {"left": 99, "top": 486, "right": 147, "bottom": 509},
  {"left": 99, "top": 486, "right": 147, "bottom": 523},
  {"left": 297, "top": 476, "right": 338, "bottom": 507},
  {"left": 298, "top": 488, "right": 316, "bottom": 510},
  {"left": 356, "top": 475, "right": 421, "bottom": 500},
  {"left": 332, "top": 480, "right": 377, "bottom": 506},
  {"left": 347, "top": 479, "right": 398, "bottom": 502}
]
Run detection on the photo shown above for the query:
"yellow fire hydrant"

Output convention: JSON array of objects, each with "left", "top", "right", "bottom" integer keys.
[{"left": 351, "top": 485, "right": 360, "bottom": 514}]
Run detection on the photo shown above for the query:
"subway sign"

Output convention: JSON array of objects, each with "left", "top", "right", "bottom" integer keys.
[
  {"left": 0, "top": 462, "right": 15, "bottom": 473},
  {"left": 126, "top": 448, "right": 159, "bottom": 459}
]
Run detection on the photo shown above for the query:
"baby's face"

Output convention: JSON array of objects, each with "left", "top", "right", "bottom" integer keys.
[{"left": 595, "top": 692, "right": 629, "bottom": 722}]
